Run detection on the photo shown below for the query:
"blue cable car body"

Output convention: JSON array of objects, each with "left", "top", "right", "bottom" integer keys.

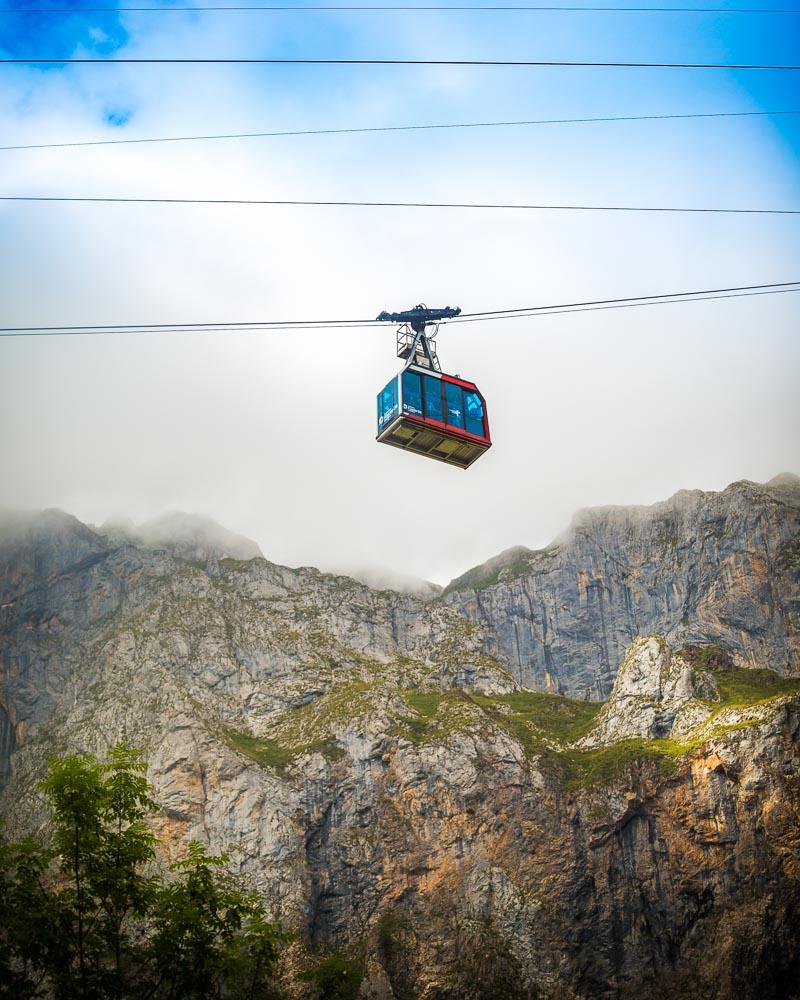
[{"left": 376, "top": 364, "right": 491, "bottom": 469}]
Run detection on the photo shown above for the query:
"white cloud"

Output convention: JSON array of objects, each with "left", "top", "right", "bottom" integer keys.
[{"left": 0, "top": 9, "right": 798, "bottom": 584}]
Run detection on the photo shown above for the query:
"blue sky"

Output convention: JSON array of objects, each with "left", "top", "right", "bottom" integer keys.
[{"left": 0, "top": 2, "right": 798, "bottom": 582}]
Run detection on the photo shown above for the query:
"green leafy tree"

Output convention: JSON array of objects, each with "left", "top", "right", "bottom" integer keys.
[
  {"left": 0, "top": 744, "right": 287, "bottom": 999},
  {"left": 39, "top": 743, "right": 158, "bottom": 997},
  {"left": 149, "top": 841, "right": 285, "bottom": 999},
  {"left": 297, "top": 953, "right": 363, "bottom": 1000},
  {"left": 0, "top": 830, "right": 61, "bottom": 998}
]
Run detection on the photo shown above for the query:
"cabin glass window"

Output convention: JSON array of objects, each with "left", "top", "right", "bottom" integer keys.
[
  {"left": 377, "top": 377, "right": 398, "bottom": 431},
  {"left": 445, "top": 382, "right": 465, "bottom": 429},
  {"left": 423, "top": 375, "right": 444, "bottom": 422},
  {"left": 402, "top": 370, "right": 423, "bottom": 416},
  {"left": 464, "top": 390, "right": 485, "bottom": 437}
]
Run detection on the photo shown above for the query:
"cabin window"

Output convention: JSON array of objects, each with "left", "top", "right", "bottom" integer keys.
[
  {"left": 377, "top": 377, "right": 398, "bottom": 430},
  {"left": 464, "top": 390, "right": 485, "bottom": 437},
  {"left": 402, "top": 370, "right": 423, "bottom": 416},
  {"left": 445, "top": 382, "right": 464, "bottom": 429},
  {"left": 423, "top": 375, "right": 444, "bottom": 422}
]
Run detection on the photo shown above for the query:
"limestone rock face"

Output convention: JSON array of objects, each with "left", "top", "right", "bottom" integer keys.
[
  {"left": 581, "top": 636, "right": 717, "bottom": 745},
  {"left": 1, "top": 479, "right": 799, "bottom": 999},
  {"left": 443, "top": 477, "right": 800, "bottom": 696}
]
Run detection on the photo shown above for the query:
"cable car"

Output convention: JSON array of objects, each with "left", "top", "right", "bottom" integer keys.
[{"left": 375, "top": 305, "right": 491, "bottom": 469}]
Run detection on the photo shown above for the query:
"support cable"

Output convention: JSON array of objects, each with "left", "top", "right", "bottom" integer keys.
[
  {"left": 2, "top": 109, "right": 797, "bottom": 153},
  {"left": 3, "top": 5, "right": 800, "bottom": 12},
  {"left": 1, "top": 281, "right": 797, "bottom": 337},
  {"left": 2, "top": 57, "right": 799, "bottom": 69},
  {"left": 1, "top": 195, "right": 798, "bottom": 213}
]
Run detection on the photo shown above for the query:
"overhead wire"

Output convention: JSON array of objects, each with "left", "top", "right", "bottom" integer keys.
[
  {"left": 452, "top": 285, "right": 800, "bottom": 322},
  {"left": 2, "top": 57, "right": 799, "bottom": 68},
  {"left": 1, "top": 281, "right": 797, "bottom": 336},
  {"left": 454, "top": 280, "right": 800, "bottom": 317},
  {"left": 2, "top": 4, "right": 799, "bottom": 11},
  {"left": 2, "top": 108, "right": 797, "bottom": 152},
  {"left": 1, "top": 317, "right": 378, "bottom": 333},
  {"left": 1, "top": 195, "right": 797, "bottom": 213}
]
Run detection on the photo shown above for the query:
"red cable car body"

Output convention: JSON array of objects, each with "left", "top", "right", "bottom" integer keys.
[{"left": 375, "top": 305, "right": 491, "bottom": 469}]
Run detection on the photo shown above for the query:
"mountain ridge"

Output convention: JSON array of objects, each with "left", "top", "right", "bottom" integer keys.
[
  {"left": 4, "top": 470, "right": 798, "bottom": 595},
  {"left": 1, "top": 476, "right": 798, "bottom": 998}
]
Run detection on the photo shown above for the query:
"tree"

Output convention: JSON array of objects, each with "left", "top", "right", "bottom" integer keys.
[
  {"left": 0, "top": 744, "right": 287, "bottom": 999},
  {"left": 148, "top": 841, "right": 285, "bottom": 999},
  {"left": 297, "top": 953, "right": 363, "bottom": 1000},
  {"left": 39, "top": 744, "right": 158, "bottom": 998},
  {"left": 0, "top": 830, "right": 61, "bottom": 999}
]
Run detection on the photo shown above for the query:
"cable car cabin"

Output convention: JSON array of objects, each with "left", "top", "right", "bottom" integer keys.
[{"left": 376, "top": 365, "right": 491, "bottom": 469}]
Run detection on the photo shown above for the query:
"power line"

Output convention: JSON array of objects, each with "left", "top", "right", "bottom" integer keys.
[
  {"left": 3, "top": 5, "right": 799, "bottom": 12},
  {"left": 455, "top": 280, "right": 800, "bottom": 316},
  {"left": 453, "top": 286, "right": 800, "bottom": 322},
  {"left": 1, "top": 317, "right": 378, "bottom": 333},
  {"left": 2, "top": 57, "right": 799, "bottom": 69},
  {"left": 3, "top": 108, "right": 796, "bottom": 152},
  {"left": 2, "top": 281, "right": 797, "bottom": 336},
  {"left": 1, "top": 195, "right": 797, "bottom": 214}
]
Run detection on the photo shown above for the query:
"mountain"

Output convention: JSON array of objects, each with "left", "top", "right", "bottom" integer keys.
[
  {"left": 0, "top": 478, "right": 798, "bottom": 999},
  {"left": 102, "top": 510, "right": 265, "bottom": 562},
  {"left": 444, "top": 474, "right": 800, "bottom": 697}
]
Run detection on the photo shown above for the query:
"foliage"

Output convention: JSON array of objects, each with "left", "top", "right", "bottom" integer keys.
[
  {"left": 713, "top": 668, "right": 800, "bottom": 708},
  {"left": 224, "top": 728, "right": 298, "bottom": 768},
  {"left": 223, "top": 726, "right": 345, "bottom": 769},
  {"left": 0, "top": 743, "right": 287, "bottom": 999},
  {"left": 469, "top": 664, "right": 800, "bottom": 789},
  {"left": 472, "top": 691, "right": 601, "bottom": 743},
  {"left": 559, "top": 738, "right": 682, "bottom": 789},
  {"left": 0, "top": 832, "right": 60, "bottom": 999},
  {"left": 297, "top": 953, "right": 363, "bottom": 1000},
  {"left": 441, "top": 547, "right": 554, "bottom": 595},
  {"left": 149, "top": 842, "right": 286, "bottom": 999},
  {"left": 395, "top": 690, "right": 478, "bottom": 746},
  {"left": 400, "top": 691, "right": 442, "bottom": 740}
]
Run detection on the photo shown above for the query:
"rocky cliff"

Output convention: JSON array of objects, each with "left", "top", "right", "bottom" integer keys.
[
  {"left": 444, "top": 474, "right": 800, "bottom": 697},
  {"left": 1, "top": 479, "right": 799, "bottom": 999}
]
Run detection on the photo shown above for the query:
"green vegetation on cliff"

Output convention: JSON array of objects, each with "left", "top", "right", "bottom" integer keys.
[
  {"left": 0, "top": 744, "right": 288, "bottom": 999},
  {"left": 224, "top": 726, "right": 345, "bottom": 768},
  {"left": 472, "top": 690, "right": 601, "bottom": 742},
  {"left": 713, "top": 668, "right": 800, "bottom": 708},
  {"left": 442, "top": 545, "right": 557, "bottom": 595},
  {"left": 219, "top": 647, "right": 800, "bottom": 791}
]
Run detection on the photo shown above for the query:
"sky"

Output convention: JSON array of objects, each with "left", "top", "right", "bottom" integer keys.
[{"left": 0, "top": 1, "right": 798, "bottom": 585}]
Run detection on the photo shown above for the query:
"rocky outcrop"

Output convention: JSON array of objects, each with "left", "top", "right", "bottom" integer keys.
[
  {"left": 1, "top": 479, "right": 799, "bottom": 999},
  {"left": 580, "top": 636, "right": 718, "bottom": 745},
  {"left": 443, "top": 475, "right": 800, "bottom": 697}
]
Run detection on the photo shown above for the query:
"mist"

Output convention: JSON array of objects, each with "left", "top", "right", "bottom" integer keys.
[{"left": 1, "top": 2, "right": 798, "bottom": 584}]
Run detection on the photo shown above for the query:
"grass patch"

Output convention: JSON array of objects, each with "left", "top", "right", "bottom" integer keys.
[
  {"left": 223, "top": 727, "right": 344, "bottom": 769},
  {"left": 399, "top": 691, "right": 443, "bottom": 742},
  {"left": 275, "top": 680, "right": 374, "bottom": 743},
  {"left": 226, "top": 661, "right": 800, "bottom": 784},
  {"left": 560, "top": 738, "right": 682, "bottom": 789},
  {"left": 224, "top": 728, "right": 296, "bottom": 767},
  {"left": 404, "top": 691, "right": 442, "bottom": 719},
  {"left": 472, "top": 691, "right": 601, "bottom": 744},
  {"left": 395, "top": 690, "right": 477, "bottom": 746},
  {"left": 714, "top": 669, "right": 800, "bottom": 708},
  {"left": 465, "top": 674, "right": 800, "bottom": 789},
  {"left": 442, "top": 546, "right": 555, "bottom": 595},
  {"left": 219, "top": 557, "right": 248, "bottom": 571}
]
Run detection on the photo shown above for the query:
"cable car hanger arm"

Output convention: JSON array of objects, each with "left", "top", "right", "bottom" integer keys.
[{"left": 377, "top": 303, "right": 462, "bottom": 372}]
